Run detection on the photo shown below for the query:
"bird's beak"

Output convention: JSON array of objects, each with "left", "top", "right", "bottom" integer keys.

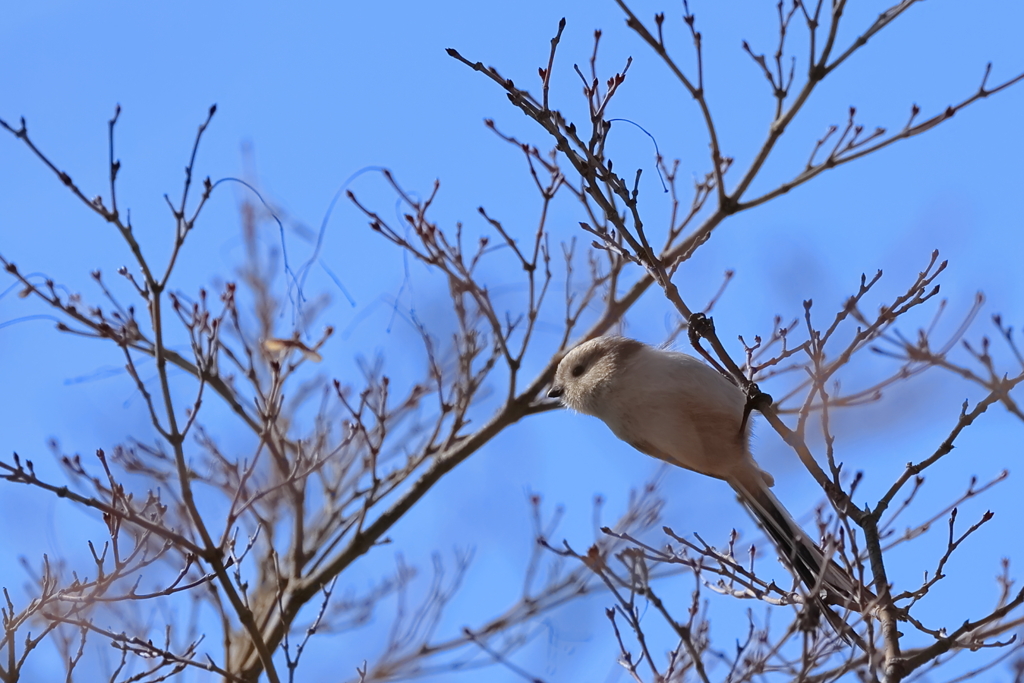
[{"left": 547, "top": 385, "right": 563, "bottom": 399}]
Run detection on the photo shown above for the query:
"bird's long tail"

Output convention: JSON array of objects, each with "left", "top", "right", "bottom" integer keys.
[{"left": 731, "top": 478, "right": 868, "bottom": 644}]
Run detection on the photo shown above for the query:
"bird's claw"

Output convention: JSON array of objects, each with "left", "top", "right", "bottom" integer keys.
[
  {"left": 687, "top": 312, "right": 716, "bottom": 346},
  {"left": 745, "top": 382, "right": 773, "bottom": 412},
  {"left": 740, "top": 382, "right": 773, "bottom": 435}
]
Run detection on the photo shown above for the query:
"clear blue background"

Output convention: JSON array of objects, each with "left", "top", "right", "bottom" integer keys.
[{"left": 2, "top": 1, "right": 1023, "bottom": 681}]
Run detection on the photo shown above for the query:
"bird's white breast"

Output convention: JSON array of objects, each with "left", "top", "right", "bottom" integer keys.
[{"left": 597, "top": 347, "right": 747, "bottom": 479}]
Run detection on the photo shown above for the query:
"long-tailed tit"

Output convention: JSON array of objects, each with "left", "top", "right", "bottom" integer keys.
[{"left": 548, "top": 336, "right": 865, "bottom": 638}]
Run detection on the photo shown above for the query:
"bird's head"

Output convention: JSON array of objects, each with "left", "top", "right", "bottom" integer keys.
[{"left": 548, "top": 336, "right": 645, "bottom": 415}]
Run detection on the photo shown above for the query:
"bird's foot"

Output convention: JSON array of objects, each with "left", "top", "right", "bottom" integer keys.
[
  {"left": 687, "top": 312, "right": 715, "bottom": 346},
  {"left": 740, "top": 382, "right": 773, "bottom": 434}
]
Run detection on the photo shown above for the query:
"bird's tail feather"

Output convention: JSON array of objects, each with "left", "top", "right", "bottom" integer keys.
[{"left": 731, "top": 478, "right": 867, "bottom": 644}]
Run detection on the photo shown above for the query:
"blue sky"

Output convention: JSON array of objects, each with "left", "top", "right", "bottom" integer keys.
[{"left": 2, "top": 1, "right": 1023, "bottom": 681}]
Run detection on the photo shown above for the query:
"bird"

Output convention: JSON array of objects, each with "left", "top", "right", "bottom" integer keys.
[{"left": 547, "top": 335, "right": 866, "bottom": 640}]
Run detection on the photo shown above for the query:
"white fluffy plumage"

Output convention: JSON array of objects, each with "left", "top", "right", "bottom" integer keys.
[{"left": 548, "top": 336, "right": 866, "bottom": 640}]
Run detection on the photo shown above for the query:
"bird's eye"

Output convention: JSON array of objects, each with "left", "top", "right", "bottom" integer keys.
[{"left": 571, "top": 364, "right": 585, "bottom": 377}]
